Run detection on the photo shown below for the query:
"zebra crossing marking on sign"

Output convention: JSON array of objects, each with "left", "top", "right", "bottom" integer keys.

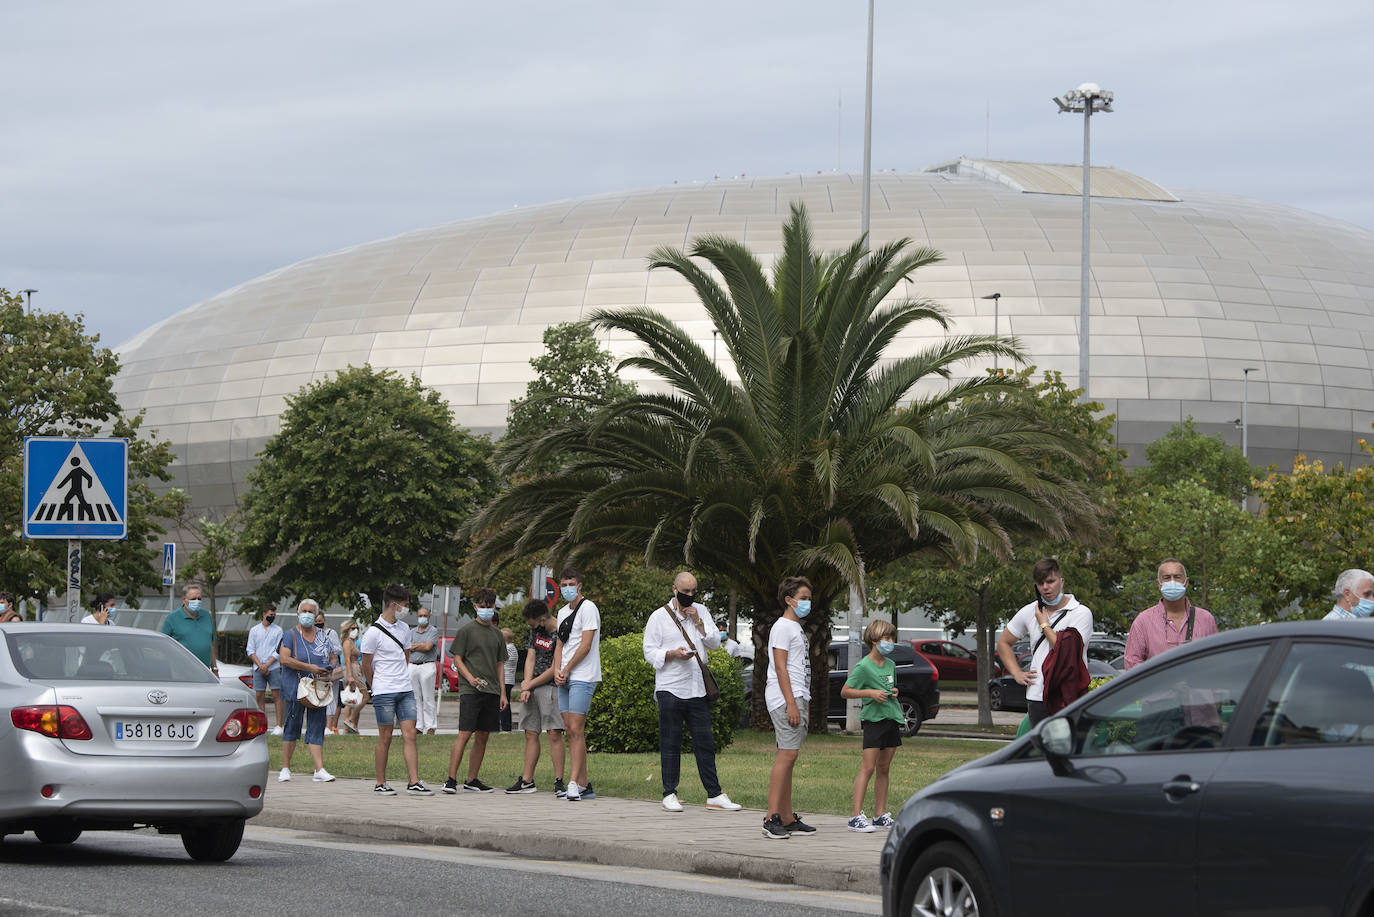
[{"left": 23, "top": 438, "right": 129, "bottom": 540}]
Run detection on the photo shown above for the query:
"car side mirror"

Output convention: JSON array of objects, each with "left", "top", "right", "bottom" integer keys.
[{"left": 1032, "top": 717, "right": 1075, "bottom": 777}]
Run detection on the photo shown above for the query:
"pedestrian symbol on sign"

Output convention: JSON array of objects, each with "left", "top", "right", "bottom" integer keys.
[{"left": 27, "top": 442, "right": 124, "bottom": 528}]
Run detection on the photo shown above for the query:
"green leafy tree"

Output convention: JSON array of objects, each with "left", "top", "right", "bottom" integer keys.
[
  {"left": 237, "top": 365, "right": 498, "bottom": 609},
  {"left": 0, "top": 290, "right": 181, "bottom": 611},
  {"left": 173, "top": 501, "right": 242, "bottom": 614},
  {"left": 465, "top": 206, "right": 1099, "bottom": 729},
  {"left": 1133, "top": 417, "right": 1257, "bottom": 501}
]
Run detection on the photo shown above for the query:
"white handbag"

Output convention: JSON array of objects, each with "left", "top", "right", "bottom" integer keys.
[
  {"left": 297, "top": 677, "right": 334, "bottom": 709},
  {"left": 340, "top": 683, "right": 364, "bottom": 707}
]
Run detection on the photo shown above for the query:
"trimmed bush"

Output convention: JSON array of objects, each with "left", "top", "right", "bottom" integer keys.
[{"left": 586, "top": 632, "right": 746, "bottom": 753}]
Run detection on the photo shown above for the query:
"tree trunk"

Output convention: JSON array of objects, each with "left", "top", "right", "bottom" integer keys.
[{"left": 975, "top": 585, "right": 993, "bottom": 727}]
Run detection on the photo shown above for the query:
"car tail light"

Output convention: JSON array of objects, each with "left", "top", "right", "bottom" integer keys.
[
  {"left": 928, "top": 660, "right": 940, "bottom": 681},
  {"left": 217, "top": 708, "right": 269, "bottom": 742},
  {"left": 238, "top": 674, "right": 253, "bottom": 688},
  {"left": 11, "top": 706, "right": 93, "bottom": 741},
  {"left": 249, "top": 785, "right": 262, "bottom": 799}
]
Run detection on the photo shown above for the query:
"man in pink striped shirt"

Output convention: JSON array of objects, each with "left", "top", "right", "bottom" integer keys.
[{"left": 1124, "top": 558, "right": 1219, "bottom": 670}]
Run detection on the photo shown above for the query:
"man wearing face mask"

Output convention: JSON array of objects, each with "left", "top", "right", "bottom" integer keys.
[
  {"left": 997, "top": 558, "right": 1093, "bottom": 726},
  {"left": 1322, "top": 568, "right": 1374, "bottom": 620},
  {"left": 442, "top": 588, "right": 507, "bottom": 793},
  {"left": 1125, "top": 558, "right": 1218, "bottom": 670},
  {"left": 408, "top": 606, "right": 442, "bottom": 734},
  {"left": 0, "top": 592, "right": 20, "bottom": 623},
  {"left": 82, "top": 593, "right": 118, "bottom": 626},
  {"left": 246, "top": 603, "right": 285, "bottom": 735},
  {"left": 642, "top": 571, "right": 742, "bottom": 813},
  {"left": 160, "top": 583, "right": 218, "bottom": 676}
]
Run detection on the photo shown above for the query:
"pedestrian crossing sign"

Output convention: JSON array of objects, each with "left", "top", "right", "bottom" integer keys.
[{"left": 23, "top": 438, "right": 129, "bottom": 540}]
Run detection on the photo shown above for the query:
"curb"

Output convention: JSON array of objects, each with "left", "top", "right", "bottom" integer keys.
[{"left": 251, "top": 808, "right": 882, "bottom": 893}]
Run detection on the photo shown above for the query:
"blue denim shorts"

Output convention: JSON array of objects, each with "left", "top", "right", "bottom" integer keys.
[
  {"left": 252, "top": 667, "right": 282, "bottom": 692},
  {"left": 557, "top": 680, "right": 597, "bottom": 717},
  {"left": 371, "top": 690, "right": 417, "bottom": 727},
  {"left": 282, "top": 699, "right": 326, "bottom": 745}
]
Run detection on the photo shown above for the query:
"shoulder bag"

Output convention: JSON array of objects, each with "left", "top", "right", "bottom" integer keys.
[
  {"left": 291, "top": 629, "right": 335, "bottom": 709},
  {"left": 665, "top": 605, "right": 720, "bottom": 702}
]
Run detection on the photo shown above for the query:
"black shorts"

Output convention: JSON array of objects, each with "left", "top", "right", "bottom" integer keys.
[
  {"left": 862, "top": 718, "right": 903, "bottom": 749},
  {"left": 458, "top": 691, "right": 500, "bottom": 733}
]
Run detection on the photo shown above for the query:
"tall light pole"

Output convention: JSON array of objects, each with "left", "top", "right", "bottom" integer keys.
[
  {"left": 860, "top": 0, "right": 874, "bottom": 249},
  {"left": 1241, "top": 367, "right": 1259, "bottom": 459},
  {"left": 981, "top": 293, "right": 1002, "bottom": 371},
  {"left": 1053, "top": 83, "right": 1113, "bottom": 398},
  {"left": 21, "top": 289, "right": 37, "bottom": 313}
]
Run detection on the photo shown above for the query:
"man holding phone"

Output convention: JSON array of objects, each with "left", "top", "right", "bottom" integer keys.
[{"left": 997, "top": 557, "right": 1093, "bottom": 726}]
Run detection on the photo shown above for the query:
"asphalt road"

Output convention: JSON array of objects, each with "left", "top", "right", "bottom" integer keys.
[{"left": 0, "top": 825, "right": 881, "bottom": 917}]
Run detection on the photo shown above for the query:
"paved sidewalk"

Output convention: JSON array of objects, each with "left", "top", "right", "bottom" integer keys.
[{"left": 254, "top": 778, "right": 886, "bottom": 893}]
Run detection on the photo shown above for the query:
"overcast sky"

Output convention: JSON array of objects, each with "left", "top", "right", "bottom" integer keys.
[{"left": 4, "top": 0, "right": 1372, "bottom": 350}]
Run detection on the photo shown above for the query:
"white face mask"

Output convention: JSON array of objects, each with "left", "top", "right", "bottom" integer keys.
[{"left": 348, "top": 629, "right": 359, "bottom": 640}]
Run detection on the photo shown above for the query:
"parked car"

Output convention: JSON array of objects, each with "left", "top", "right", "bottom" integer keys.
[
  {"left": 988, "top": 651, "right": 1119, "bottom": 712},
  {"left": 0, "top": 623, "right": 269, "bottom": 861},
  {"left": 881, "top": 620, "right": 1374, "bottom": 917},
  {"left": 218, "top": 661, "right": 256, "bottom": 692},
  {"left": 910, "top": 639, "right": 992, "bottom": 682},
  {"left": 741, "top": 641, "right": 939, "bottom": 736}
]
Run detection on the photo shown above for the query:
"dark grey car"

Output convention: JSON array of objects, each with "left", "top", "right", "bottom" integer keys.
[{"left": 881, "top": 621, "right": 1374, "bottom": 916}]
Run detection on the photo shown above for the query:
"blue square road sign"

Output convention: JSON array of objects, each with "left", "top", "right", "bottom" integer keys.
[{"left": 23, "top": 438, "right": 129, "bottom": 540}]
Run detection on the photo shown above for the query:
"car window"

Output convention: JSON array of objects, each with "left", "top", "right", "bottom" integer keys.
[
  {"left": 1252, "top": 642, "right": 1374, "bottom": 747},
  {"left": 828, "top": 646, "right": 846, "bottom": 672},
  {"left": 1074, "top": 644, "right": 1268, "bottom": 756},
  {"left": 1086, "top": 645, "right": 1120, "bottom": 664},
  {"left": 921, "top": 642, "right": 941, "bottom": 655},
  {"left": 6, "top": 631, "right": 216, "bottom": 683},
  {"left": 948, "top": 644, "right": 972, "bottom": 660}
]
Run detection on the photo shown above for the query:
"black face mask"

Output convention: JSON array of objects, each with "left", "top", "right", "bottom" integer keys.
[
  {"left": 264, "top": 615, "right": 276, "bottom": 624},
  {"left": 675, "top": 591, "right": 696, "bottom": 608}
]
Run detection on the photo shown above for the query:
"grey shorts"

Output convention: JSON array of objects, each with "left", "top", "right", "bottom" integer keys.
[
  {"left": 769, "top": 701, "right": 810, "bottom": 750},
  {"left": 520, "top": 683, "right": 564, "bottom": 733}
]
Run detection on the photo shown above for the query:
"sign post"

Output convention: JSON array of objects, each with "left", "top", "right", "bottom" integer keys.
[
  {"left": 23, "top": 438, "right": 129, "bottom": 623},
  {"left": 161, "top": 542, "right": 176, "bottom": 611}
]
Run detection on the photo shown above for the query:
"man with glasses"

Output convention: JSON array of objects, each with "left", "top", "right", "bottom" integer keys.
[
  {"left": 1124, "top": 558, "right": 1218, "bottom": 670},
  {"left": 642, "top": 571, "right": 742, "bottom": 814}
]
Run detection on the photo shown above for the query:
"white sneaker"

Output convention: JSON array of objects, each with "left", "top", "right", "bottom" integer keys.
[
  {"left": 278, "top": 767, "right": 291, "bottom": 782},
  {"left": 312, "top": 768, "right": 335, "bottom": 783},
  {"left": 270, "top": 726, "right": 284, "bottom": 737},
  {"left": 661, "top": 792, "right": 684, "bottom": 812},
  {"left": 566, "top": 781, "right": 581, "bottom": 801},
  {"left": 705, "top": 793, "right": 742, "bottom": 811}
]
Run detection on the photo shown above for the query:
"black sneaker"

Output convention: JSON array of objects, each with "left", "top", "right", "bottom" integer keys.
[
  {"left": 553, "top": 779, "right": 567, "bottom": 798},
  {"left": 374, "top": 783, "right": 397, "bottom": 796},
  {"left": 441, "top": 777, "right": 458, "bottom": 794},
  {"left": 579, "top": 782, "right": 596, "bottom": 800},
  {"left": 406, "top": 782, "right": 434, "bottom": 796},
  {"left": 762, "top": 814, "right": 790, "bottom": 840},
  {"left": 784, "top": 813, "right": 817, "bottom": 834},
  {"left": 505, "top": 778, "right": 537, "bottom": 794},
  {"left": 463, "top": 778, "right": 495, "bottom": 793}
]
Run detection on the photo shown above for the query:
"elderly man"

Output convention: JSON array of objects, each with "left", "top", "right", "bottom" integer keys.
[
  {"left": 1124, "top": 558, "right": 1219, "bottom": 669},
  {"left": 160, "top": 583, "right": 218, "bottom": 675},
  {"left": 246, "top": 603, "right": 285, "bottom": 735},
  {"left": 408, "top": 606, "right": 442, "bottom": 734},
  {"left": 642, "top": 571, "right": 742, "bottom": 813},
  {"left": 1323, "top": 569, "right": 1374, "bottom": 620}
]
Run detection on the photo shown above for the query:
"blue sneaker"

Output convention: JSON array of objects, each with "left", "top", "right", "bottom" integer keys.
[
  {"left": 579, "top": 783, "right": 596, "bottom": 800},
  {"left": 873, "top": 812, "right": 895, "bottom": 827}
]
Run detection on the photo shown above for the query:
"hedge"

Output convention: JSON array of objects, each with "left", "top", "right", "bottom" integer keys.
[{"left": 585, "top": 632, "right": 746, "bottom": 753}]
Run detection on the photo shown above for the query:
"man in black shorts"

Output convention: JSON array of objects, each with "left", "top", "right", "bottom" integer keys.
[{"left": 442, "top": 588, "right": 508, "bottom": 793}]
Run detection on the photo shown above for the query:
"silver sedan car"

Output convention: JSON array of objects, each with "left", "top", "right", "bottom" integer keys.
[{"left": 0, "top": 623, "right": 269, "bottom": 860}]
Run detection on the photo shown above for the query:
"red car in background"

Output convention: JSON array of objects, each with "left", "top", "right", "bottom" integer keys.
[{"left": 910, "top": 639, "right": 1000, "bottom": 682}]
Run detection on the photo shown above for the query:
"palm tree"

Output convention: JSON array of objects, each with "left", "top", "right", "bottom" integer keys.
[{"left": 467, "top": 203, "right": 1098, "bottom": 725}]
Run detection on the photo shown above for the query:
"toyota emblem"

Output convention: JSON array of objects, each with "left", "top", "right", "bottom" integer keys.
[{"left": 147, "top": 689, "right": 168, "bottom": 705}]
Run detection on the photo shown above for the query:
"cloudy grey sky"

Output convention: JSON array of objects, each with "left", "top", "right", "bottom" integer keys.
[{"left": 4, "top": 0, "right": 1372, "bottom": 350}]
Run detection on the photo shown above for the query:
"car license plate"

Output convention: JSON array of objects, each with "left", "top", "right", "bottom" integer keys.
[{"left": 115, "top": 721, "right": 196, "bottom": 741}]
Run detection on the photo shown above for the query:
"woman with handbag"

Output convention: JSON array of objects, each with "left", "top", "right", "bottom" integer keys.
[
  {"left": 339, "top": 618, "right": 370, "bottom": 735},
  {"left": 278, "top": 599, "right": 340, "bottom": 783}
]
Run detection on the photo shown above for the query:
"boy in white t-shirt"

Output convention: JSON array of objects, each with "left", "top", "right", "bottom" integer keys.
[
  {"left": 997, "top": 557, "right": 1094, "bottom": 726},
  {"left": 359, "top": 583, "right": 433, "bottom": 797},
  {"left": 553, "top": 566, "right": 601, "bottom": 802},
  {"left": 762, "top": 575, "right": 817, "bottom": 840}
]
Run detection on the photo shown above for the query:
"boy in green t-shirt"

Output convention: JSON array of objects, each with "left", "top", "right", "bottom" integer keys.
[{"left": 840, "top": 619, "right": 903, "bottom": 833}]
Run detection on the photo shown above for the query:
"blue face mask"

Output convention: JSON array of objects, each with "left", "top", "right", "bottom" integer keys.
[
  {"left": 1355, "top": 597, "right": 1374, "bottom": 619},
  {"left": 878, "top": 640, "right": 896, "bottom": 656},
  {"left": 417, "top": 616, "right": 429, "bottom": 627},
  {"left": 186, "top": 599, "right": 203, "bottom": 612},
  {"left": 1160, "top": 581, "right": 1188, "bottom": 602},
  {"left": 298, "top": 611, "right": 315, "bottom": 627},
  {"left": 794, "top": 599, "right": 811, "bottom": 618},
  {"left": 560, "top": 585, "right": 579, "bottom": 602},
  {"left": 719, "top": 631, "right": 729, "bottom": 642},
  {"left": 476, "top": 607, "right": 495, "bottom": 622},
  {"left": 1040, "top": 592, "right": 1062, "bottom": 607}
]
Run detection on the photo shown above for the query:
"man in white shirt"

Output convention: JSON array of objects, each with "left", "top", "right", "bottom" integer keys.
[
  {"left": 245, "top": 603, "right": 285, "bottom": 734},
  {"left": 642, "top": 571, "right": 742, "bottom": 814},
  {"left": 553, "top": 567, "right": 601, "bottom": 802},
  {"left": 359, "top": 584, "right": 432, "bottom": 797},
  {"left": 997, "top": 557, "right": 1094, "bottom": 726}
]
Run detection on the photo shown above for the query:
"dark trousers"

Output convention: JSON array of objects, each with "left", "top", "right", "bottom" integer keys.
[
  {"left": 656, "top": 690, "right": 721, "bottom": 798},
  {"left": 1027, "top": 699, "right": 1047, "bottom": 726},
  {"left": 500, "top": 685, "right": 514, "bottom": 732}
]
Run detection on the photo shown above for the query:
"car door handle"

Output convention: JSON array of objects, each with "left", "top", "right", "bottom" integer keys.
[{"left": 1161, "top": 778, "right": 1202, "bottom": 798}]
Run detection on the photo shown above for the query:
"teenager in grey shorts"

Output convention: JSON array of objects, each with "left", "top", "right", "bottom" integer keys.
[{"left": 506, "top": 600, "right": 568, "bottom": 795}]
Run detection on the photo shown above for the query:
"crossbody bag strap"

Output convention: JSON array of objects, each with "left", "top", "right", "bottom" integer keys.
[
  {"left": 1185, "top": 605, "right": 1195, "bottom": 642},
  {"left": 1032, "top": 609, "right": 1071, "bottom": 657},
  {"left": 370, "top": 621, "right": 408, "bottom": 653},
  {"left": 665, "top": 604, "right": 713, "bottom": 677}
]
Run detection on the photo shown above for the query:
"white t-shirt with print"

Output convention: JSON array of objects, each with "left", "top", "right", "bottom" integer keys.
[
  {"left": 1006, "top": 595, "right": 1093, "bottom": 703},
  {"left": 358, "top": 618, "right": 413, "bottom": 695},
  {"left": 557, "top": 599, "right": 602, "bottom": 683},
  {"left": 764, "top": 617, "right": 811, "bottom": 710}
]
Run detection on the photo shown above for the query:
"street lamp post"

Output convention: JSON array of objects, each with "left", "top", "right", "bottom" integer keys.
[
  {"left": 860, "top": 0, "right": 874, "bottom": 249},
  {"left": 1241, "top": 367, "right": 1259, "bottom": 459},
  {"left": 21, "top": 289, "right": 37, "bottom": 313},
  {"left": 981, "top": 293, "right": 1001, "bottom": 371},
  {"left": 1053, "top": 83, "right": 1114, "bottom": 398}
]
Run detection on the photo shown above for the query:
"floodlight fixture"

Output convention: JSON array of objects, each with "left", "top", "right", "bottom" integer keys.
[{"left": 981, "top": 293, "right": 1002, "bottom": 370}]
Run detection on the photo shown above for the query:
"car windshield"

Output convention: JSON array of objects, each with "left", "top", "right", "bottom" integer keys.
[{"left": 5, "top": 631, "right": 217, "bottom": 684}]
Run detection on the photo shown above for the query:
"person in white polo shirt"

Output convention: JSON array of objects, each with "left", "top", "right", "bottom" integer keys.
[
  {"left": 359, "top": 584, "right": 433, "bottom": 797},
  {"left": 642, "top": 571, "right": 742, "bottom": 814}
]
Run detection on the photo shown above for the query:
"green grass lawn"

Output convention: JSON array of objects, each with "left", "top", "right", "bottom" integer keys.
[{"left": 271, "top": 728, "right": 994, "bottom": 816}]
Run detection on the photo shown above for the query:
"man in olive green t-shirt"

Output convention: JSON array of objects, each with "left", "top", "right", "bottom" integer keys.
[{"left": 442, "top": 589, "right": 508, "bottom": 793}]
